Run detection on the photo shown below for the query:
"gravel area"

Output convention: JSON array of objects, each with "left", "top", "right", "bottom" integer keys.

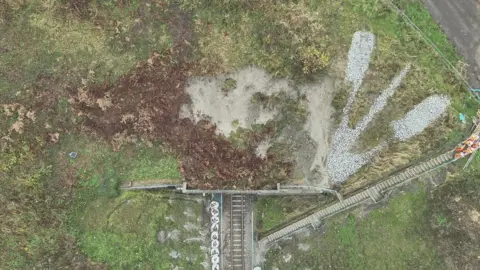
[
  {"left": 392, "top": 95, "right": 450, "bottom": 141},
  {"left": 327, "top": 31, "right": 411, "bottom": 183},
  {"left": 340, "top": 31, "right": 375, "bottom": 130},
  {"left": 345, "top": 32, "right": 376, "bottom": 91}
]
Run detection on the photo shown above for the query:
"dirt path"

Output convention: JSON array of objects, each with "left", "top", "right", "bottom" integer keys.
[
  {"left": 423, "top": 0, "right": 480, "bottom": 87},
  {"left": 303, "top": 78, "right": 335, "bottom": 186}
]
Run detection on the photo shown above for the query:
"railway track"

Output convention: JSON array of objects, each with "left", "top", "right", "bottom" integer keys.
[{"left": 226, "top": 194, "right": 250, "bottom": 270}]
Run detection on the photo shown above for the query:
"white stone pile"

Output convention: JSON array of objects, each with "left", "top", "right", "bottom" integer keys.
[
  {"left": 392, "top": 95, "right": 450, "bottom": 141},
  {"left": 326, "top": 31, "right": 450, "bottom": 183},
  {"left": 210, "top": 200, "right": 220, "bottom": 270},
  {"left": 327, "top": 31, "right": 411, "bottom": 183}
]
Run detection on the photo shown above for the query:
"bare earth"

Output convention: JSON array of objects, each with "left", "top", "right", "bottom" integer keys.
[{"left": 183, "top": 66, "right": 335, "bottom": 187}]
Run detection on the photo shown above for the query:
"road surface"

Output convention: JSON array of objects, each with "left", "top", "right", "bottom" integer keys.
[{"left": 423, "top": 0, "right": 480, "bottom": 88}]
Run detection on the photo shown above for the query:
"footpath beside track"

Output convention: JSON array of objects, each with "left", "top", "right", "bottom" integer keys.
[
  {"left": 259, "top": 120, "right": 480, "bottom": 246},
  {"left": 259, "top": 150, "right": 454, "bottom": 246}
]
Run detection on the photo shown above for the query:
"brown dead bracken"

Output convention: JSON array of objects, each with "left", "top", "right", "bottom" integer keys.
[{"left": 70, "top": 49, "right": 291, "bottom": 189}]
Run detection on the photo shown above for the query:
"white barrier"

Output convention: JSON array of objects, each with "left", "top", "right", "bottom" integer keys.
[{"left": 210, "top": 200, "right": 220, "bottom": 270}]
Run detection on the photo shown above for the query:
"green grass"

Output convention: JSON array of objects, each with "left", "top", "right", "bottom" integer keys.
[
  {"left": 263, "top": 156, "right": 480, "bottom": 269},
  {"left": 265, "top": 187, "right": 444, "bottom": 269},
  {"left": 255, "top": 197, "right": 288, "bottom": 233},
  {"left": 69, "top": 137, "right": 179, "bottom": 187},
  {"left": 0, "top": 130, "right": 184, "bottom": 268},
  {"left": 126, "top": 155, "right": 181, "bottom": 181},
  {"left": 72, "top": 192, "right": 205, "bottom": 269},
  {"left": 49, "top": 134, "right": 182, "bottom": 191},
  {"left": 123, "top": 148, "right": 182, "bottom": 182},
  {"left": 255, "top": 196, "right": 335, "bottom": 234},
  {"left": 58, "top": 136, "right": 198, "bottom": 269},
  {"left": 0, "top": 0, "right": 171, "bottom": 96}
]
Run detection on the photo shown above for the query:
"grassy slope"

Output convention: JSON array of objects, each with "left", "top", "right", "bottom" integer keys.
[
  {"left": 429, "top": 155, "right": 480, "bottom": 269},
  {"left": 65, "top": 138, "right": 201, "bottom": 269},
  {"left": 255, "top": 197, "right": 289, "bottom": 233},
  {"left": 264, "top": 155, "right": 480, "bottom": 269},
  {"left": 0, "top": 1, "right": 179, "bottom": 268},
  {"left": 0, "top": 131, "right": 186, "bottom": 268},
  {"left": 72, "top": 191, "right": 205, "bottom": 269},
  {"left": 0, "top": 0, "right": 171, "bottom": 93},
  {"left": 265, "top": 186, "right": 444, "bottom": 269},
  {"left": 255, "top": 195, "right": 336, "bottom": 234}
]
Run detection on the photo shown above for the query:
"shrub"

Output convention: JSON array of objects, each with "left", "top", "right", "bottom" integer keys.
[{"left": 299, "top": 46, "right": 330, "bottom": 74}]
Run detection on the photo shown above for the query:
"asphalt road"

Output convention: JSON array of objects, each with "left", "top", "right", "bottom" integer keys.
[{"left": 423, "top": 0, "right": 480, "bottom": 88}]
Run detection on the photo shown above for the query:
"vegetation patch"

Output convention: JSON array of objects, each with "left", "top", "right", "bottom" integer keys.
[
  {"left": 264, "top": 187, "right": 444, "bottom": 269},
  {"left": 255, "top": 197, "right": 288, "bottom": 233},
  {"left": 255, "top": 195, "right": 334, "bottom": 234},
  {"left": 1, "top": 0, "right": 479, "bottom": 268},
  {"left": 426, "top": 156, "right": 480, "bottom": 269},
  {"left": 70, "top": 53, "right": 292, "bottom": 189},
  {"left": 0, "top": 0, "right": 173, "bottom": 97},
  {"left": 71, "top": 191, "right": 206, "bottom": 269},
  {"left": 62, "top": 136, "right": 200, "bottom": 268},
  {"left": 264, "top": 158, "right": 480, "bottom": 269},
  {"left": 177, "top": 0, "right": 474, "bottom": 188},
  {"left": 299, "top": 46, "right": 330, "bottom": 74},
  {"left": 221, "top": 77, "right": 237, "bottom": 94}
]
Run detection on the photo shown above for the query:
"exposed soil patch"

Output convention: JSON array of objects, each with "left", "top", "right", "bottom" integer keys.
[
  {"left": 182, "top": 66, "right": 295, "bottom": 137},
  {"left": 182, "top": 66, "right": 335, "bottom": 187},
  {"left": 69, "top": 51, "right": 291, "bottom": 189},
  {"left": 302, "top": 78, "right": 335, "bottom": 186}
]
